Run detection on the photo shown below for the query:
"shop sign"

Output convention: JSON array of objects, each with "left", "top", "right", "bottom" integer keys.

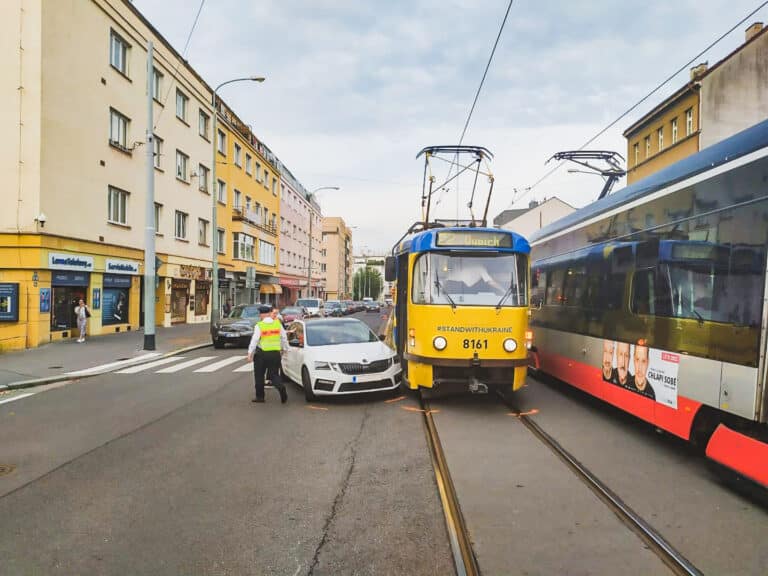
[
  {"left": 179, "top": 265, "right": 207, "bottom": 280},
  {"left": 49, "top": 252, "right": 94, "bottom": 271},
  {"left": 171, "top": 279, "right": 190, "bottom": 290},
  {"left": 105, "top": 259, "right": 140, "bottom": 275},
  {"left": 51, "top": 271, "right": 90, "bottom": 286},
  {"left": 280, "top": 277, "right": 301, "bottom": 287},
  {"left": 0, "top": 283, "right": 20, "bottom": 322},
  {"left": 103, "top": 274, "right": 132, "bottom": 288}
]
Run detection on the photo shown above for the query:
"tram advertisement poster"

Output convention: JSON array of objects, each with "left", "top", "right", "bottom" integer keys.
[{"left": 601, "top": 340, "right": 679, "bottom": 408}]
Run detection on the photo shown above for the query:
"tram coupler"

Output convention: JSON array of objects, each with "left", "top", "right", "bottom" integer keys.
[{"left": 468, "top": 379, "right": 488, "bottom": 394}]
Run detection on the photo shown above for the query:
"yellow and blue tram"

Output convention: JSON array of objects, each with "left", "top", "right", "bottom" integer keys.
[
  {"left": 385, "top": 226, "right": 532, "bottom": 393},
  {"left": 528, "top": 118, "right": 768, "bottom": 488}
]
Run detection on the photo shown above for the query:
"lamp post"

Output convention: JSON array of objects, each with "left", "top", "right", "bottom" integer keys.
[
  {"left": 210, "top": 76, "right": 264, "bottom": 331},
  {"left": 306, "top": 186, "right": 339, "bottom": 299}
]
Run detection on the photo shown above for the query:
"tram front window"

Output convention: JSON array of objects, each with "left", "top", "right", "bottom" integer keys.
[{"left": 412, "top": 252, "right": 528, "bottom": 307}]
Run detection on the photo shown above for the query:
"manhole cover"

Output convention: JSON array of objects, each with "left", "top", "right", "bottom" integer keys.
[
  {"left": 48, "top": 366, "right": 63, "bottom": 369},
  {"left": 0, "top": 464, "right": 15, "bottom": 477}
]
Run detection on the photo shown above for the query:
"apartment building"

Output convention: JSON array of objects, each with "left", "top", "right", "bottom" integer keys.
[
  {"left": 277, "top": 167, "right": 324, "bottom": 305},
  {"left": 322, "top": 217, "right": 354, "bottom": 300},
  {"left": 214, "top": 100, "right": 281, "bottom": 307},
  {"left": 0, "top": 0, "right": 221, "bottom": 350}
]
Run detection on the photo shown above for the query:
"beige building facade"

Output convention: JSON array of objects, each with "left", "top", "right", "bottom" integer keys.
[{"left": 322, "top": 217, "right": 353, "bottom": 300}]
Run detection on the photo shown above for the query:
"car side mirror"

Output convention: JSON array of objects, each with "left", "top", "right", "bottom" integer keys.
[
  {"left": 385, "top": 256, "right": 396, "bottom": 282},
  {"left": 289, "top": 339, "right": 302, "bottom": 348}
]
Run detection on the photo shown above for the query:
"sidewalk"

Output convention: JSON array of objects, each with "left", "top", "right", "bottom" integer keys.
[{"left": 0, "top": 324, "right": 211, "bottom": 387}]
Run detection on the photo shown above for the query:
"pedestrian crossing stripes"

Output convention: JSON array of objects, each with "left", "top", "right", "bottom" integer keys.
[
  {"left": 194, "top": 355, "right": 247, "bottom": 373},
  {"left": 116, "top": 356, "right": 187, "bottom": 374},
  {"left": 114, "top": 354, "right": 255, "bottom": 375},
  {"left": 156, "top": 356, "right": 218, "bottom": 374}
]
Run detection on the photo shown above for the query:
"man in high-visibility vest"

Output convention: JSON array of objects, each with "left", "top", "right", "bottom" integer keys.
[{"left": 247, "top": 304, "right": 289, "bottom": 403}]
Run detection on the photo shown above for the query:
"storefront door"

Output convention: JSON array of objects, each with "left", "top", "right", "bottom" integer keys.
[
  {"left": 171, "top": 280, "right": 189, "bottom": 324},
  {"left": 51, "top": 272, "right": 90, "bottom": 332}
]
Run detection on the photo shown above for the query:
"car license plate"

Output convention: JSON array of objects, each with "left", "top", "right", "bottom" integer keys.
[{"left": 225, "top": 333, "right": 239, "bottom": 338}]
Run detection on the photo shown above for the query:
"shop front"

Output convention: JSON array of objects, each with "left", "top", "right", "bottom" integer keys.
[
  {"left": 279, "top": 276, "right": 305, "bottom": 307},
  {"left": 51, "top": 271, "right": 90, "bottom": 334},
  {"left": 170, "top": 279, "right": 190, "bottom": 324},
  {"left": 259, "top": 279, "right": 282, "bottom": 306}
]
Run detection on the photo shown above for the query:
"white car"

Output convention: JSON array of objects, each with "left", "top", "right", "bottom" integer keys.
[
  {"left": 281, "top": 318, "right": 402, "bottom": 401},
  {"left": 295, "top": 298, "right": 324, "bottom": 318}
]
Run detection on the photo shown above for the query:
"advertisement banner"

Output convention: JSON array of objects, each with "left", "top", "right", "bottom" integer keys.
[
  {"left": 40, "top": 288, "right": 51, "bottom": 313},
  {"left": 0, "top": 283, "right": 20, "bottom": 322},
  {"left": 600, "top": 339, "right": 679, "bottom": 407}
]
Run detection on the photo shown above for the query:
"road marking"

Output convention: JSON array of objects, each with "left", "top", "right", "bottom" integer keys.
[
  {"left": 155, "top": 356, "right": 218, "bottom": 374},
  {"left": 306, "top": 405, "right": 329, "bottom": 411},
  {"left": 508, "top": 409, "right": 540, "bottom": 417},
  {"left": 233, "top": 363, "right": 254, "bottom": 373},
  {"left": 64, "top": 352, "right": 162, "bottom": 376},
  {"left": 385, "top": 395, "right": 406, "bottom": 403},
  {"left": 194, "top": 355, "right": 247, "bottom": 373},
  {"left": 0, "top": 393, "right": 35, "bottom": 406},
  {"left": 401, "top": 405, "right": 440, "bottom": 415},
  {"left": 116, "top": 356, "right": 187, "bottom": 374}
]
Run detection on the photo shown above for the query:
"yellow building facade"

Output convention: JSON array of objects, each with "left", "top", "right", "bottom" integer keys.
[{"left": 215, "top": 103, "right": 282, "bottom": 307}]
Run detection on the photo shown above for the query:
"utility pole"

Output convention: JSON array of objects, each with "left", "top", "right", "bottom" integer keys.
[
  {"left": 143, "top": 41, "right": 156, "bottom": 350},
  {"left": 306, "top": 212, "right": 312, "bottom": 298}
]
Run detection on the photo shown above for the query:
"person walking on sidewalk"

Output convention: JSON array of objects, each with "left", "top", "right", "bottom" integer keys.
[
  {"left": 74, "top": 298, "right": 90, "bottom": 343},
  {"left": 246, "top": 304, "right": 288, "bottom": 403}
]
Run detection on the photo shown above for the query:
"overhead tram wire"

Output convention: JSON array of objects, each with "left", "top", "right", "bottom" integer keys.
[
  {"left": 153, "top": 0, "right": 207, "bottom": 130},
  {"left": 435, "top": 0, "right": 516, "bottom": 217},
  {"left": 511, "top": 0, "right": 768, "bottom": 209}
]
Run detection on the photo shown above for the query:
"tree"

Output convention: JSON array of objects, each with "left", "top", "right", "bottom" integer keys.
[{"left": 353, "top": 267, "right": 383, "bottom": 300}]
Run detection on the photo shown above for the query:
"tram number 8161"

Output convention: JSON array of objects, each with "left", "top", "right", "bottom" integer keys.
[{"left": 462, "top": 338, "right": 488, "bottom": 350}]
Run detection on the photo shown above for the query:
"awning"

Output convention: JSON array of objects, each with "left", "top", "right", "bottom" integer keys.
[{"left": 259, "top": 284, "right": 282, "bottom": 294}]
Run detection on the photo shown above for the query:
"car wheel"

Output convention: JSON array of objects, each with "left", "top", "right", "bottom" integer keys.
[
  {"left": 213, "top": 338, "right": 224, "bottom": 349},
  {"left": 302, "top": 366, "right": 316, "bottom": 402}
]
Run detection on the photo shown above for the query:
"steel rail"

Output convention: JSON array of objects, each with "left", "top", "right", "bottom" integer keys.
[
  {"left": 420, "top": 394, "right": 480, "bottom": 576},
  {"left": 499, "top": 392, "right": 703, "bottom": 576}
]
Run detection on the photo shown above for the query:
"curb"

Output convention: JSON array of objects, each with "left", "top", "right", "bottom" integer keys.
[{"left": 0, "top": 341, "right": 213, "bottom": 392}]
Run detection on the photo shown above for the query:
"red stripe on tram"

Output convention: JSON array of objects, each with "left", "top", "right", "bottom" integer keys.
[{"left": 706, "top": 424, "right": 768, "bottom": 488}]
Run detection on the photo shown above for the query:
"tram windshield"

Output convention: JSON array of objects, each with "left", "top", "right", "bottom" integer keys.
[{"left": 411, "top": 252, "right": 528, "bottom": 307}]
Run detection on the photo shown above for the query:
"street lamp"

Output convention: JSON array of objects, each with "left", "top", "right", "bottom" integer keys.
[
  {"left": 211, "top": 76, "right": 264, "bottom": 330},
  {"left": 306, "top": 186, "right": 339, "bottom": 299}
]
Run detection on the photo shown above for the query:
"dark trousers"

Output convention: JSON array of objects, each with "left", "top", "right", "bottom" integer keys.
[{"left": 253, "top": 350, "right": 284, "bottom": 399}]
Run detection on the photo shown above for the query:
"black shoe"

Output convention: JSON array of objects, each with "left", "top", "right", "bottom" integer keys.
[
  {"left": 252, "top": 397, "right": 265, "bottom": 403},
  {"left": 279, "top": 387, "right": 287, "bottom": 404}
]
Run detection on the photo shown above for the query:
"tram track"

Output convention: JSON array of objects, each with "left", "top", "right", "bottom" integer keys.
[{"left": 497, "top": 390, "right": 704, "bottom": 576}]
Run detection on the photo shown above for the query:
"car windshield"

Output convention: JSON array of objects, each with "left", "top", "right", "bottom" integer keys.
[
  {"left": 326, "top": 302, "right": 341, "bottom": 308},
  {"left": 296, "top": 299, "right": 320, "bottom": 308},
  {"left": 412, "top": 252, "right": 529, "bottom": 307},
  {"left": 281, "top": 307, "right": 302, "bottom": 315},
  {"left": 306, "top": 321, "right": 379, "bottom": 346},
  {"left": 229, "top": 305, "right": 260, "bottom": 319}
]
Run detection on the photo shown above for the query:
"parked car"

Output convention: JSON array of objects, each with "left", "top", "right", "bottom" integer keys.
[
  {"left": 364, "top": 300, "right": 381, "bottom": 312},
  {"left": 296, "top": 298, "right": 324, "bottom": 318},
  {"left": 280, "top": 306, "right": 305, "bottom": 324},
  {"left": 342, "top": 300, "right": 355, "bottom": 314},
  {"left": 324, "top": 300, "right": 344, "bottom": 317},
  {"left": 281, "top": 318, "right": 402, "bottom": 401},
  {"left": 211, "top": 304, "right": 261, "bottom": 348}
]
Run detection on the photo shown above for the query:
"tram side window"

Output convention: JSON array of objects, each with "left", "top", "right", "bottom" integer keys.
[
  {"left": 545, "top": 267, "right": 565, "bottom": 305},
  {"left": 631, "top": 268, "right": 671, "bottom": 316},
  {"left": 562, "top": 267, "right": 587, "bottom": 307}
]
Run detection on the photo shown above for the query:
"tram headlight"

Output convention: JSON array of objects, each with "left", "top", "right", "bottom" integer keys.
[
  {"left": 432, "top": 336, "right": 448, "bottom": 351},
  {"left": 503, "top": 338, "right": 517, "bottom": 353}
]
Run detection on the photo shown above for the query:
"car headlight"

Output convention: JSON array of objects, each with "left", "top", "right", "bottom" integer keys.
[
  {"left": 433, "top": 336, "right": 447, "bottom": 351},
  {"left": 314, "top": 361, "right": 333, "bottom": 370},
  {"left": 503, "top": 338, "right": 517, "bottom": 352}
]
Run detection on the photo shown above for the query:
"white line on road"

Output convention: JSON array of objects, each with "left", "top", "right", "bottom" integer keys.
[
  {"left": 0, "top": 393, "right": 35, "bottom": 406},
  {"left": 194, "top": 355, "right": 247, "bottom": 373},
  {"left": 116, "top": 356, "right": 187, "bottom": 374},
  {"left": 155, "top": 356, "right": 218, "bottom": 374},
  {"left": 233, "top": 362, "right": 254, "bottom": 372},
  {"left": 64, "top": 353, "right": 162, "bottom": 376}
]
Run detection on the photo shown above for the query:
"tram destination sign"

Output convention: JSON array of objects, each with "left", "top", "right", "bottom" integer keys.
[{"left": 436, "top": 230, "right": 512, "bottom": 248}]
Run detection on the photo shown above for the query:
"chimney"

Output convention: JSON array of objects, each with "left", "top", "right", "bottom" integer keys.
[
  {"left": 528, "top": 199, "right": 539, "bottom": 209},
  {"left": 746, "top": 22, "right": 764, "bottom": 43},
  {"left": 690, "top": 62, "right": 708, "bottom": 81}
]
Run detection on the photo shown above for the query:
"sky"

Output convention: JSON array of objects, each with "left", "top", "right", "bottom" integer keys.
[{"left": 134, "top": 0, "right": 768, "bottom": 254}]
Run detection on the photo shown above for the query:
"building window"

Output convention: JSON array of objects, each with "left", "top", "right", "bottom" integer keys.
[
  {"left": 109, "top": 108, "right": 129, "bottom": 150},
  {"left": 153, "top": 135, "right": 163, "bottom": 169},
  {"left": 633, "top": 142, "right": 639, "bottom": 166},
  {"left": 154, "top": 203, "right": 162, "bottom": 232},
  {"left": 255, "top": 163, "right": 261, "bottom": 182},
  {"left": 199, "top": 110, "right": 210, "bottom": 140},
  {"left": 234, "top": 143, "right": 242, "bottom": 167},
  {"left": 671, "top": 118, "right": 678, "bottom": 144},
  {"left": 263, "top": 170, "right": 270, "bottom": 188},
  {"left": 644, "top": 135, "right": 651, "bottom": 158},
  {"left": 176, "top": 150, "right": 189, "bottom": 181},
  {"left": 217, "top": 179, "right": 226, "bottom": 204},
  {"left": 175, "top": 211, "right": 188, "bottom": 240},
  {"left": 108, "top": 186, "right": 128, "bottom": 225},
  {"left": 246, "top": 196, "right": 252, "bottom": 212},
  {"left": 685, "top": 108, "right": 694, "bottom": 136},
  {"left": 271, "top": 177, "right": 277, "bottom": 196},
  {"left": 198, "top": 164, "right": 210, "bottom": 193},
  {"left": 176, "top": 90, "right": 188, "bottom": 122},
  {"left": 109, "top": 30, "right": 129, "bottom": 75},
  {"left": 233, "top": 233, "right": 255, "bottom": 261},
  {"left": 245, "top": 154, "right": 252, "bottom": 175},
  {"left": 657, "top": 127, "right": 664, "bottom": 151},
  {"left": 263, "top": 207, "right": 269, "bottom": 226},
  {"left": 198, "top": 218, "right": 209, "bottom": 246},
  {"left": 217, "top": 130, "right": 226, "bottom": 155},
  {"left": 259, "top": 240, "right": 276, "bottom": 266},
  {"left": 216, "top": 228, "right": 226, "bottom": 255},
  {"left": 152, "top": 67, "right": 163, "bottom": 100},
  {"left": 234, "top": 189, "right": 242, "bottom": 209}
]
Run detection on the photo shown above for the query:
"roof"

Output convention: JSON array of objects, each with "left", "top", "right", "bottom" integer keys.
[
  {"left": 492, "top": 209, "right": 527, "bottom": 227},
  {"left": 529, "top": 118, "right": 768, "bottom": 245}
]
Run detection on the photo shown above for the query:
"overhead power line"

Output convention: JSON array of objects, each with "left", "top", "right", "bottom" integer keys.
[
  {"left": 154, "top": 0, "right": 207, "bottom": 130},
  {"left": 511, "top": 0, "right": 768, "bottom": 209}
]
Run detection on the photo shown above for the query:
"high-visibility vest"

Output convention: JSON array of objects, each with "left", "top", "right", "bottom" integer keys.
[{"left": 257, "top": 320, "right": 282, "bottom": 351}]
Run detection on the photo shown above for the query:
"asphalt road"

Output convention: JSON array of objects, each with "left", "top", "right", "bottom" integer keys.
[{"left": 0, "top": 311, "right": 454, "bottom": 575}]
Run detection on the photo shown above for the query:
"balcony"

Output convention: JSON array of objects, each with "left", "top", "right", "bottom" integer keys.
[{"left": 232, "top": 207, "right": 278, "bottom": 236}]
